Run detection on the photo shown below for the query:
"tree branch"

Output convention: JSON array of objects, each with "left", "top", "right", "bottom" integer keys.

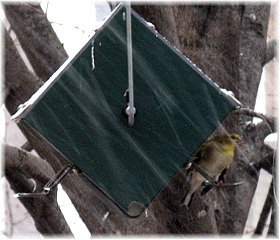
[
  {"left": 264, "top": 39, "right": 278, "bottom": 65},
  {"left": 21, "top": 141, "right": 33, "bottom": 152},
  {"left": 234, "top": 107, "right": 275, "bottom": 132},
  {"left": 5, "top": 144, "right": 54, "bottom": 183},
  {"left": 4, "top": 144, "right": 73, "bottom": 236}
]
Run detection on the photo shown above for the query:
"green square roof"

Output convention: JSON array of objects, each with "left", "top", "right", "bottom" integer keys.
[{"left": 13, "top": 4, "right": 241, "bottom": 217}]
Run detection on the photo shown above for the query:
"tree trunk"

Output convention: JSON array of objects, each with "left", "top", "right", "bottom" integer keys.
[
  {"left": 4, "top": 3, "right": 68, "bottom": 81},
  {"left": 4, "top": 29, "right": 43, "bottom": 114}
]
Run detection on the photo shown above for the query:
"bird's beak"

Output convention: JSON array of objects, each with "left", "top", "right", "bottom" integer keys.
[{"left": 236, "top": 138, "right": 245, "bottom": 146}]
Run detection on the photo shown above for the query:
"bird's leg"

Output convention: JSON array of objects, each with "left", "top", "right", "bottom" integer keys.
[
  {"left": 187, "top": 192, "right": 195, "bottom": 208},
  {"left": 215, "top": 179, "right": 225, "bottom": 188},
  {"left": 200, "top": 184, "right": 213, "bottom": 196},
  {"left": 181, "top": 189, "right": 195, "bottom": 208}
]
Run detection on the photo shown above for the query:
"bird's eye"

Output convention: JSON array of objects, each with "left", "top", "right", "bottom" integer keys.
[{"left": 230, "top": 134, "right": 238, "bottom": 140}]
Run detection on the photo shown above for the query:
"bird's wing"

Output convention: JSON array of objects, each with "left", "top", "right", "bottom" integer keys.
[{"left": 192, "top": 141, "right": 212, "bottom": 165}]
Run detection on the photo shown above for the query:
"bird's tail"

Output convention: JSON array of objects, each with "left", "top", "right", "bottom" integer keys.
[{"left": 181, "top": 171, "right": 205, "bottom": 208}]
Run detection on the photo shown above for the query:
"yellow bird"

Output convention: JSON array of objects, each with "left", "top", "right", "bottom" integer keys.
[{"left": 181, "top": 132, "right": 244, "bottom": 208}]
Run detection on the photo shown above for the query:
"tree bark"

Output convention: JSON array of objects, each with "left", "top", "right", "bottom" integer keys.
[
  {"left": 239, "top": 4, "right": 271, "bottom": 108},
  {"left": 4, "top": 29, "right": 43, "bottom": 114},
  {"left": 4, "top": 3, "right": 68, "bottom": 81}
]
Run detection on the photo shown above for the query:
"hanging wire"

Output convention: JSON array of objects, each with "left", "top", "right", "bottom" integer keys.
[{"left": 125, "top": 1, "right": 136, "bottom": 126}]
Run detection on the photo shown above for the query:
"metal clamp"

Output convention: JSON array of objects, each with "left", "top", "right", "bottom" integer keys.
[{"left": 14, "top": 165, "right": 74, "bottom": 198}]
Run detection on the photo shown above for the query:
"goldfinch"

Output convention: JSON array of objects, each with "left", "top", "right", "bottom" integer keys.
[{"left": 181, "top": 132, "right": 243, "bottom": 208}]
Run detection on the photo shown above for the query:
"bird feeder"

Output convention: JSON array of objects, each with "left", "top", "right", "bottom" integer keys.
[{"left": 13, "top": 4, "right": 241, "bottom": 217}]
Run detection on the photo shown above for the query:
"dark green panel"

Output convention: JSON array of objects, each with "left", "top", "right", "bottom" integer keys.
[{"left": 17, "top": 5, "right": 241, "bottom": 217}]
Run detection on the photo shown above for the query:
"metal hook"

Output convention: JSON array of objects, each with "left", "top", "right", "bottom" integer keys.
[{"left": 14, "top": 165, "right": 74, "bottom": 198}]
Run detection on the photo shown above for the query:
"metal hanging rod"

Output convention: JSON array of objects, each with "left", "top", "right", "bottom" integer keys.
[{"left": 125, "top": 1, "right": 136, "bottom": 126}]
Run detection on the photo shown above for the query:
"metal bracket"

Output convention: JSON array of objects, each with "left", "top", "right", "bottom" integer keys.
[
  {"left": 14, "top": 165, "right": 75, "bottom": 198},
  {"left": 192, "top": 163, "right": 216, "bottom": 183},
  {"left": 192, "top": 163, "right": 244, "bottom": 188}
]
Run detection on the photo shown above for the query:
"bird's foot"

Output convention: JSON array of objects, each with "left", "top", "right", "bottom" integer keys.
[{"left": 180, "top": 202, "right": 189, "bottom": 210}]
